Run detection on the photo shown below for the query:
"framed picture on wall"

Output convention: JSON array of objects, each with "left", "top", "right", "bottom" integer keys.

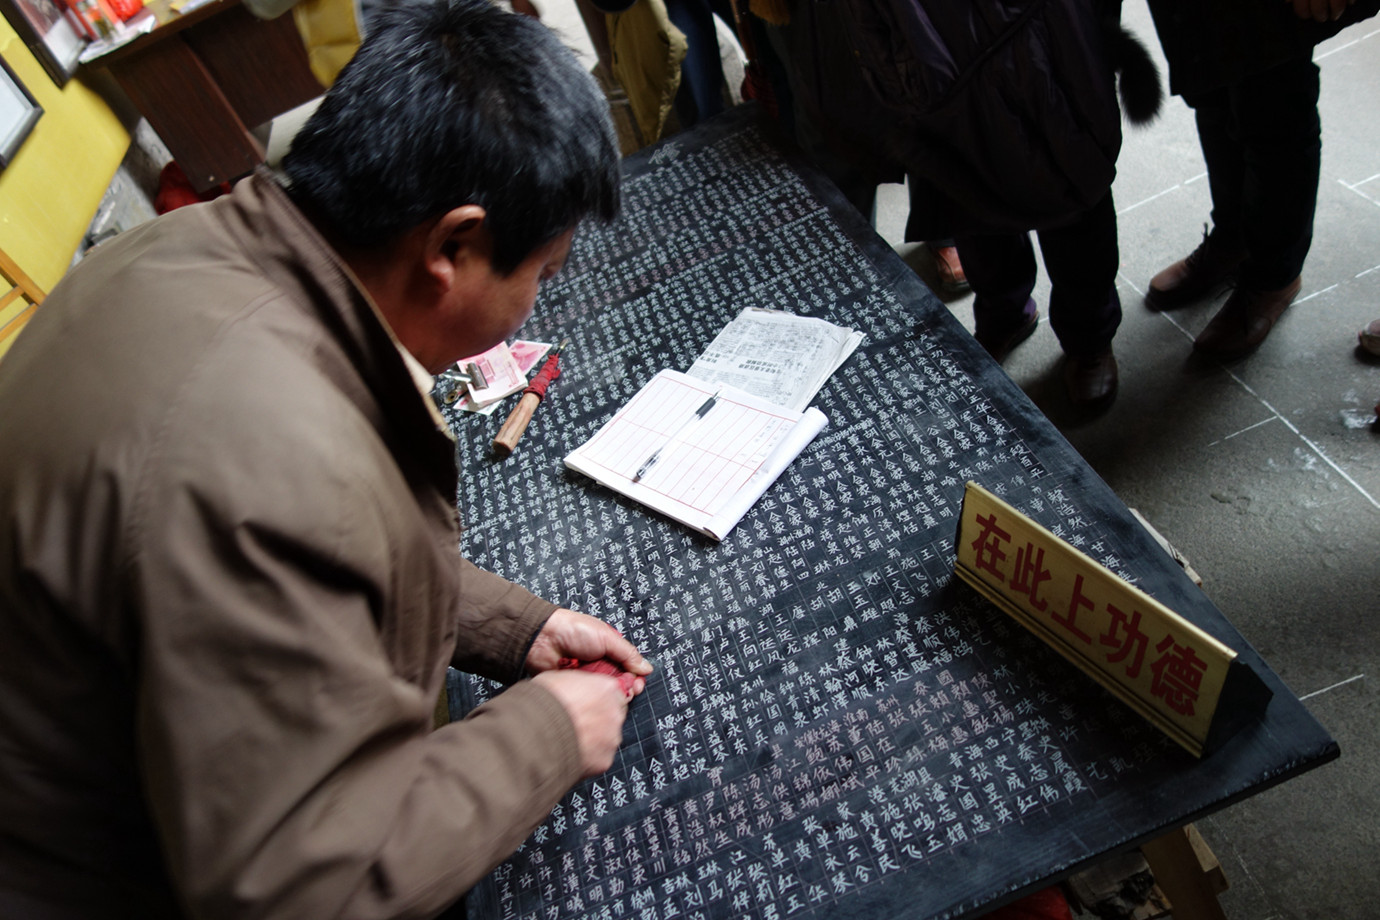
[
  {"left": 0, "top": 55, "right": 43, "bottom": 167},
  {"left": 1, "top": 0, "right": 88, "bottom": 87}
]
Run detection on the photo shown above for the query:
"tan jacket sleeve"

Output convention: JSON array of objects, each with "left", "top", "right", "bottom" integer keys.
[
  {"left": 131, "top": 373, "right": 580, "bottom": 920},
  {"left": 451, "top": 556, "right": 558, "bottom": 683}
]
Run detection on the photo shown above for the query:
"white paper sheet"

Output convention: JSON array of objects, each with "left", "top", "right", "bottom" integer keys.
[{"left": 564, "top": 370, "right": 827, "bottom": 540}]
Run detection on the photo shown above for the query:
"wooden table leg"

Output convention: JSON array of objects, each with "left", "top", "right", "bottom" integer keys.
[{"left": 1140, "top": 825, "right": 1229, "bottom": 920}]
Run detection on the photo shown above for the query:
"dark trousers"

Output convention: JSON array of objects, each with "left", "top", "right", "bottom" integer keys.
[
  {"left": 954, "top": 191, "right": 1122, "bottom": 357},
  {"left": 665, "top": 0, "right": 735, "bottom": 126},
  {"left": 1185, "top": 56, "right": 1322, "bottom": 290}
]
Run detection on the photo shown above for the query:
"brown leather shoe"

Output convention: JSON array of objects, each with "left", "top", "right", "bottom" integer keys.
[
  {"left": 1146, "top": 230, "right": 1247, "bottom": 310},
  {"left": 1192, "top": 277, "right": 1302, "bottom": 360},
  {"left": 1063, "top": 348, "right": 1118, "bottom": 410},
  {"left": 929, "top": 243, "right": 970, "bottom": 291},
  {"left": 1359, "top": 319, "right": 1380, "bottom": 356}
]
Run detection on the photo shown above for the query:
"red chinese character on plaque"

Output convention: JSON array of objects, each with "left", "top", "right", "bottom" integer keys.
[
  {"left": 1149, "top": 634, "right": 1208, "bottom": 716},
  {"left": 1100, "top": 602, "right": 1149, "bottom": 678},
  {"left": 970, "top": 513, "right": 1012, "bottom": 579},
  {"left": 1008, "top": 543, "right": 1051, "bottom": 611},
  {"left": 1050, "top": 573, "right": 1094, "bottom": 643}
]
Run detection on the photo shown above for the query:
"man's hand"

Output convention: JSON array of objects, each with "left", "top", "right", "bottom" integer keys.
[
  {"left": 526, "top": 608, "right": 654, "bottom": 697},
  {"left": 1290, "top": 0, "right": 1354, "bottom": 22},
  {"left": 532, "top": 670, "right": 631, "bottom": 776}
]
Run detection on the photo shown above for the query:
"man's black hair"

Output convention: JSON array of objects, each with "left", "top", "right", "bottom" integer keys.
[{"left": 282, "top": 0, "right": 620, "bottom": 273}]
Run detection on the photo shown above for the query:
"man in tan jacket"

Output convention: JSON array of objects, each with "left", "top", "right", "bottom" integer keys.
[{"left": 0, "top": 1, "right": 651, "bottom": 917}]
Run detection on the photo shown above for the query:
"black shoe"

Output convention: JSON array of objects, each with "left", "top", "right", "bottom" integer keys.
[
  {"left": 1063, "top": 348, "right": 1118, "bottom": 411},
  {"left": 1146, "top": 227, "right": 1246, "bottom": 311},
  {"left": 975, "top": 309, "right": 1040, "bottom": 362}
]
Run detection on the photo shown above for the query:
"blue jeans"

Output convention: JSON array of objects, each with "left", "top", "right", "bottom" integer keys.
[{"left": 665, "top": 0, "right": 735, "bottom": 126}]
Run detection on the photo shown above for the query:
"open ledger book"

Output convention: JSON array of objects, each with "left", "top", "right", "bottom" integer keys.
[
  {"left": 564, "top": 309, "right": 858, "bottom": 539},
  {"left": 564, "top": 371, "right": 828, "bottom": 540}
]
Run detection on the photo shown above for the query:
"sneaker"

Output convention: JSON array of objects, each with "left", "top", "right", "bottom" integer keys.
[
  {"left": 1192, "top": 277, "right": 1302, "bottom": 360},
  {"left": 1146, "top": 227, "right": 1246, "bottom": 310}
]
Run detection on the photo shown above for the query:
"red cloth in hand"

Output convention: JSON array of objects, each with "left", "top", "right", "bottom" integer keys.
[{"left": 556, "top": 656, "right": 639, "bottom": 696}]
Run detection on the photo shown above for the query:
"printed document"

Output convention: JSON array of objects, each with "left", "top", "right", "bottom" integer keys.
[{"left": 686, "top": 308, "right": 863, "bottom": 411}]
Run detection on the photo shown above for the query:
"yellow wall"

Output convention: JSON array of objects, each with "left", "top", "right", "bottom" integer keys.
[{"left": 1, "top": 19, "right": 131, "bottom": 356}]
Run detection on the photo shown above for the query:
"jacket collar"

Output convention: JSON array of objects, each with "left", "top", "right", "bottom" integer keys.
[{"left": 221, "top": 171, "right": 460, "bottom": 498}]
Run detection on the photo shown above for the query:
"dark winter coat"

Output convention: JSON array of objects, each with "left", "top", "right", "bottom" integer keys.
[
  {"left": 1146, "top": 0, "right": 1380, "bottom": 98},
  {"left": 774, "top": 0, "right": 1126, "bottom": 237}
]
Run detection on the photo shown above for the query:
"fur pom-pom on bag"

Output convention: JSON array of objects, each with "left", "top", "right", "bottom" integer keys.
[{"left": 1107, "top": 24, "right": 1164, "bottom": 126}]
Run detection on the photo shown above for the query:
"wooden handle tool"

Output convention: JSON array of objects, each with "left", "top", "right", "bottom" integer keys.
[{"left": 491, "top": 339, "right": 568, "bottom": 457}]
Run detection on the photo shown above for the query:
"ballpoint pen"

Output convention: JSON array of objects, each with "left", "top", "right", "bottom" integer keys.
[{"left": 631, "top": 386, "right": 721, "bottom": 483}]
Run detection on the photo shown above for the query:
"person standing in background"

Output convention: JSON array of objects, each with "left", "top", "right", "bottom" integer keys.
[
  {"left": 745, "top": 0, "right": 1160, "bottom": 412},
  {"left": 1144, "top": 0, "right": 1379, "bottom": 360}
]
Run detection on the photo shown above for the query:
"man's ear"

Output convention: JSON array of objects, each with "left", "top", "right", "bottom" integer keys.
[{"left": 425, "top": 204, "right": 491, "bottom": 291}]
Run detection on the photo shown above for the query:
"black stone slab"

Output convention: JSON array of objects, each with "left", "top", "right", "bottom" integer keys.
[{"left": 443, "top": 106, "right": 1338, "bottom": 920}]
